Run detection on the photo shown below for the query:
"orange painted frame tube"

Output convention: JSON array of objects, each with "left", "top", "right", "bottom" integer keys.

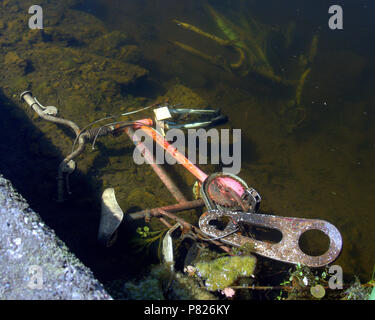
[
  {"left": 127, "top": 118, "right": 209, "bottom": 182},
  {"left": 125, "top": 126, "right": 187, "bottom": 203}
]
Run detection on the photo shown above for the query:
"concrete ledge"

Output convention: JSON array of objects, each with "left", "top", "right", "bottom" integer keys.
[{"left": 0, "top": 175, "right": 112, "bottom": 300}]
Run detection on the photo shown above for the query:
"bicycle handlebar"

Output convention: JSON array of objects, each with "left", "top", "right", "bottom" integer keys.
[{"left": 20, "top": 91, "right": 118, "bottom": 202}]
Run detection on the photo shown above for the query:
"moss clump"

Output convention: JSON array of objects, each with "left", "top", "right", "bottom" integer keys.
[
  {"left": 195, "top": 255, "right": 256, "bottom": 291},
  {"left": 3, "top": 51, "right": 30, "bottom": 77},
  {"left": 123, "top": 264, "right": 216, "bottom": 300},
  {"left": 342, "top": 277, "right": 372, "bottom": 300},
  {"left": 4, "top": 51, "right": 26, "bottom": 66}
]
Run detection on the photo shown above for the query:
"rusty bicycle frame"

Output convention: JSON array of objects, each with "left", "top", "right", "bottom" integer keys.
[
  {"left": 21, "top": 91, "right": 342, "bottom": 268},
  {"left": 125, "top": 120, "right": 342, "bottom": 268}
]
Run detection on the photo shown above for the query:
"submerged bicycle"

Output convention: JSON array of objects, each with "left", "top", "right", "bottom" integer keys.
[{"left": 21, "top": 90, "right": 342, "bottom": 268}]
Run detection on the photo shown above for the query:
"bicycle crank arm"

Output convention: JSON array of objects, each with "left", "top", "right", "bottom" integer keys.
[{"left": 199, "top": 211, "right": 342, "bottom": 267}]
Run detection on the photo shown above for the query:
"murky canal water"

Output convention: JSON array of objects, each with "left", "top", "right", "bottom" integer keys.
[{"left": 0, "top": 0, "right": 374, "bottom": 298}]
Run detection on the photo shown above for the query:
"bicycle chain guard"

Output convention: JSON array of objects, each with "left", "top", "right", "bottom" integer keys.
[{"left": 198, "top": 173, "right": 343, "bottom": 267}]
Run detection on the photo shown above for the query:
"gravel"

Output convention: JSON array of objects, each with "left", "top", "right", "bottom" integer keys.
[{"left": 0, "top": 174, "right": 112, "bottom": 300}]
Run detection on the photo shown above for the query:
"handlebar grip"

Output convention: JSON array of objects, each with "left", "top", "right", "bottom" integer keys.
[{"left": 20, "top": 91, "right": 37, "bottom": 107}]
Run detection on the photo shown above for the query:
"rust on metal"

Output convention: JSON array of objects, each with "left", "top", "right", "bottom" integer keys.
[
  {"left": 125, "top": 127, "right": 187, "bottom": 203},
  {"left": 199, "top": 210, "right": 342, "bottom": 267},
  {"left": 128, "top": 199, "right": 205, "bottom": 220}
]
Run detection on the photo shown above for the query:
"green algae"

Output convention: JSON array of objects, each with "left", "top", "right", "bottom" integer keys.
[
  {"left": 123, "top": 264, "right": 216, "bottom": 300},
  {"left": 0, "top": 1, "right": 162, "bottom": 241},
  {"left": 3, "top": 51, "right": 28, "bottom": 75},
  {"left": 206, "top": 5, "right": 240, "bottom": 46},
  {"left": 205, "top": 4, "right": 284, "bottom": 83},
  {"left": 195, "top": 255, "right": 257, "bottom": 291}
]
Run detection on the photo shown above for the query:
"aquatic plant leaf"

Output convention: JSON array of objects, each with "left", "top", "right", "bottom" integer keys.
[
  {"left": 98, "top": 188, "right": 124, "bottom": 246},
  {"left": 162, "top": 223, "right": 180, "bottom": 268}
]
